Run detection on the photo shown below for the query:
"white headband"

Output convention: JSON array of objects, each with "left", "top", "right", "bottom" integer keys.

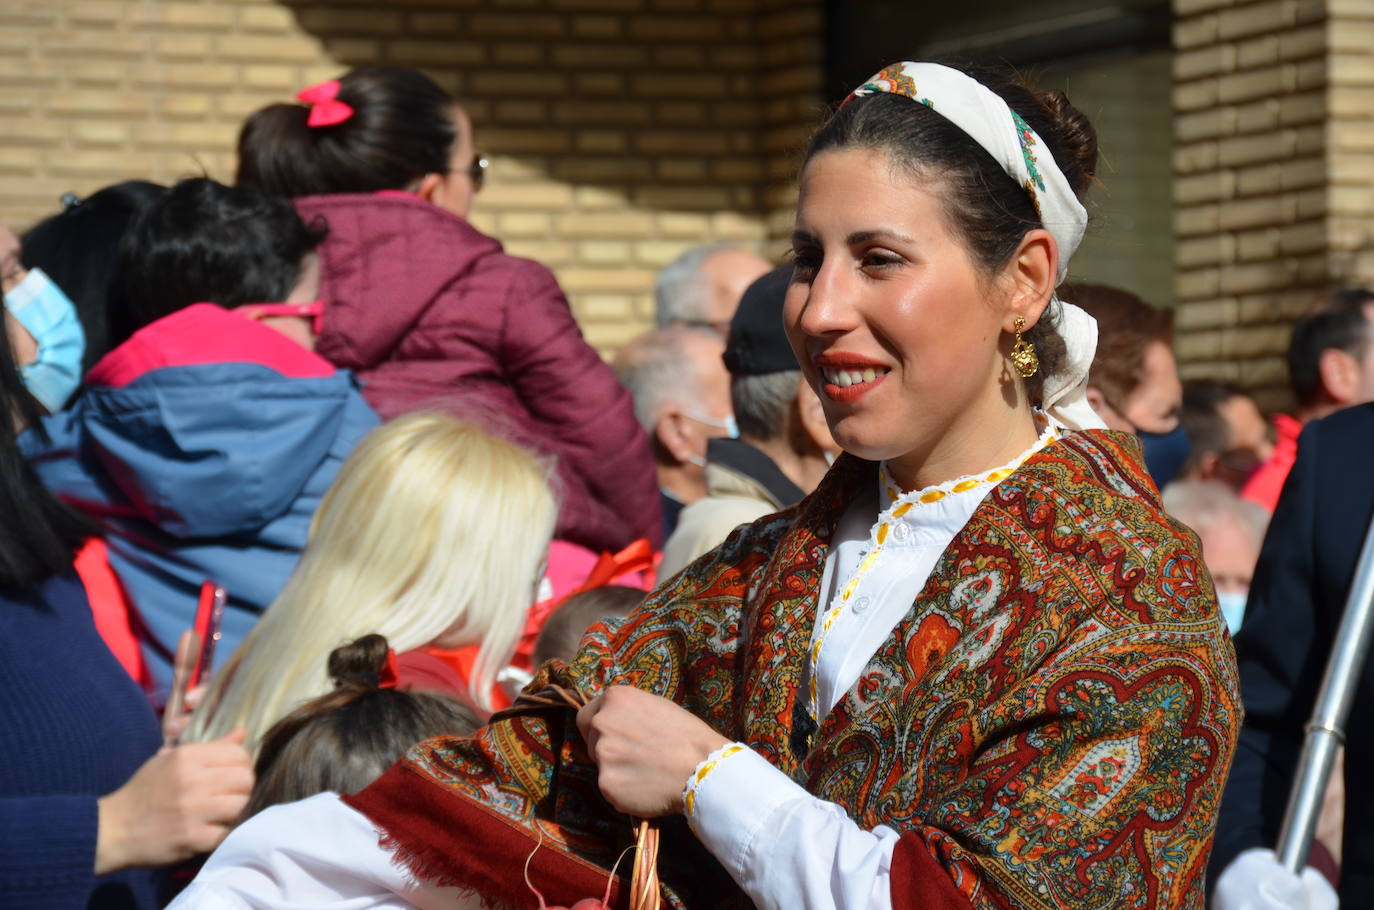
[{"left": 849, "top": 62, "right": 1105, "bottom": 431}]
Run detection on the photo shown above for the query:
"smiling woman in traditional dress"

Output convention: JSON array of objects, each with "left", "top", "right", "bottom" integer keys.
[{"left": 173, "top": 62, "right": 1239, "bottom": 910}]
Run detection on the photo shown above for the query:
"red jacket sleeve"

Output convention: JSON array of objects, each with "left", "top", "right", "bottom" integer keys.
[{"left": 499, "top": 261, "right": 662, "bottom": 550}]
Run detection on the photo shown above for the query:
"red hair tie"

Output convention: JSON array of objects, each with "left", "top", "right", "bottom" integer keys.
[
  {"left": 378, "top": 649, "right": 401, "bottom": 690},
  {"left": 296, "top": 79, "right": 354, "bottom": 128}
]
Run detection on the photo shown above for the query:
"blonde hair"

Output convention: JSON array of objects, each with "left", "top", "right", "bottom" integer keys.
[{"left": 188, "top": 413, "right": 556, "bottom": 751}]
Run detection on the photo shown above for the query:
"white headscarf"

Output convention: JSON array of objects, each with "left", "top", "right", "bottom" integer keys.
[{"left": 849, "top": 62, "right": 1105, "bottom": 431}]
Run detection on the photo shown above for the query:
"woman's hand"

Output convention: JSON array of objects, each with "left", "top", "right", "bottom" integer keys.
[
  {"left": 94, "top": 729, "right": 254, "bottom": 875},
  {"left": 575, "top": 685, "right": 729, "bottom": 818}
]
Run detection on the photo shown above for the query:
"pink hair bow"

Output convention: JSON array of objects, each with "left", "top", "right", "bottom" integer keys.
[{"left": 296, "top": 79, "right": 354, "bottom": 128}]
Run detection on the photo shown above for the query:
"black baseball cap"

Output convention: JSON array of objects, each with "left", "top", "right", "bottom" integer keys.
[{"left": 722, "top": 264, "right": 798, "bottom": 376}]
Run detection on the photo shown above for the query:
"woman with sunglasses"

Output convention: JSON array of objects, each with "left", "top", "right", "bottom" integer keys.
[{"left": 236, "top": 68, "right": 660, "bottom": 556}]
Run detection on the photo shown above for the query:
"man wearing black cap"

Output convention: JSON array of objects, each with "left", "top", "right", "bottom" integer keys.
[{"left": 660, "top": 265, "right": 837, "bottom": 576}]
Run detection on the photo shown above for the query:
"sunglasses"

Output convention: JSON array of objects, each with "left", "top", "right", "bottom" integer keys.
[{"left": 468, "top": 153, "right": 488, "bottom": 191}]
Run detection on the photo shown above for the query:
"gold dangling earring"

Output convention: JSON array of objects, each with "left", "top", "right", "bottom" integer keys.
[{"left": 1009, "top": 316, "right": 1039, "bottom": 379}]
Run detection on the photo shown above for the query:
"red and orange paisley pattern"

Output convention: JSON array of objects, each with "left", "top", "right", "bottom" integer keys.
[{"left": 346, "top": 430, "right": 1239, "bottom": 910}]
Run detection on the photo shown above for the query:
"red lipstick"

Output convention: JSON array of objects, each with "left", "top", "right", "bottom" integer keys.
[
  {"left": 813, "top": 352, "right": 890, "bottom": 403},
  {"left": 815, "top": 352, "right": 889, "bottom": 370}
]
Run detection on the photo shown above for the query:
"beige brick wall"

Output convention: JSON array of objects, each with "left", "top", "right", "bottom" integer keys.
[
  {"left": 3, "top": 0, "right": 824, "bottom": 353},
  {"left": 757, "top": 0, "right": 826, "bottom": 248},
  {"left": 1326, "top": 1, "right": 1374, "bottom": 298},
  {"left": 1042, "top": 49, "right": 1176, "bottom": 312},
  {"left": 1172, "top": 0, "right": 1374, "bottom": 412}
]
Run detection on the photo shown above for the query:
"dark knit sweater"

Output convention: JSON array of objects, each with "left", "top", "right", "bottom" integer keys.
[{"left": 0, "top": 571, "right": 162, "bottom": 909}]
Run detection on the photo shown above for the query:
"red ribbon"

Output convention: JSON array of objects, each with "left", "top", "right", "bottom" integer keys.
[
  {"left": 296, "top": 79, "right": 354, "bottom": 128},
  {"left": 573, "top": 539, "right": 657, "bottom": 597},
  {"left": 378, "top": 649, "right": 401, "bottom": 690}
]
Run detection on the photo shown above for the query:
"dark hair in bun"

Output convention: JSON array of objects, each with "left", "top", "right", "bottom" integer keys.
[
  {"left": 326, "top": 632, "right": 394, "bottom": 691},
  {"left": 805, "top": 63, "right": 1099, "bottom": 403},
  {"left": 236, "top": 67, "right": 456, "bottom": 198},
  {"left": 243, "top": 634, "right": 478, "bottom": 821}
]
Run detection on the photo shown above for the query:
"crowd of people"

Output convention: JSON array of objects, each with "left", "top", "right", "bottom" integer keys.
[{"left": 3, "top": 60, "right": 1372, "bottom": 910}]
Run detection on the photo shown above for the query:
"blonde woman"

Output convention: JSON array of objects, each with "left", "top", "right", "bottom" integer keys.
[{"left": 188, "top": 412, "right": 556, "bottom": 752}]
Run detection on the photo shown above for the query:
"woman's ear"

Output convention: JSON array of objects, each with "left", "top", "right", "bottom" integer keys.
[
  {"left": 1000, "top": 228, "right": 1056, "bottom": 332},
  {"left": 415, "top": 173, "right": 444, "bottom": 203}
]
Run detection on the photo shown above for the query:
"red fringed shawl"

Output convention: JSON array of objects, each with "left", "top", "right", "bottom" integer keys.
[{"left": 346, "top": 431, "right": 1240, "bottom": 909}]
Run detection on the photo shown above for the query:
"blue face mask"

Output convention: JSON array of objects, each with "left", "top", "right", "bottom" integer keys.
[
  {"left": 1216, "top": 590, "right": 1248, "bottom": 636},
  {"left": 4, "top": 267, "right": 85, "bottom": 412},
  {"left": 1138, "top": 424, "right": 1191, "bottom": 489}
]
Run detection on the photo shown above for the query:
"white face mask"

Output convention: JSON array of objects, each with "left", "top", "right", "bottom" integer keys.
[
  {"left": 684, "top": 411, "right": 740, "bottom": 440},
  {"left": 1216, "top": 590, "right": 1247, "bottom": 636}
]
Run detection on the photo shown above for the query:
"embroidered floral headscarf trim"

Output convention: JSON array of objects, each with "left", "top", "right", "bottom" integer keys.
[{"left": 848, "top": 62, "right": 1106, "bottom": 431}]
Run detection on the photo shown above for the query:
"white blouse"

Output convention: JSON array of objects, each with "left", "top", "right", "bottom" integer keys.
[{"left": 172, "top": 423, "right": 1061, "bottom": 910}]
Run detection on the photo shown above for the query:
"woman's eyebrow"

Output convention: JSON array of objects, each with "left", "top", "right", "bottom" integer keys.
[
  {"left": 791, "top": 228, "right": 917, "bottom": 246},
  {"left": 847, "top": 229, "right": 916, "bottom": 245}
]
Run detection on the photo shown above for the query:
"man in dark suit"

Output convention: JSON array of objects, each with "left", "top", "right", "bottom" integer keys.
[{"left": 1211, "top": 401, "right": 1374, "bottom": 907}]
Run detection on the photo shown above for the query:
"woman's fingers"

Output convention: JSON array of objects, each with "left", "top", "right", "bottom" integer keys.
[
  {"left": 95, "top": 729, "right": 255, "bottom": 874},
  {"left": 162, "top": 630, "right": 198, "bottom": 744},
  {"left": 573, "top": 686, "right": 729, "bottom": 817},
  {"left": 576, "top": 694, "right": 604, "bottom": 757}
]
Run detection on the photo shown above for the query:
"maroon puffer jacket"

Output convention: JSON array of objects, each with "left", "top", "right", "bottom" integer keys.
[{"left": 296, "top": 192, "right": 661, "bottom": 551}]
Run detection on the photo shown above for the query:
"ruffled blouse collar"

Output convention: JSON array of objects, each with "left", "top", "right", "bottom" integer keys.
[{"left": 876, "top": 414, "right": 1061, "bottom": 525}]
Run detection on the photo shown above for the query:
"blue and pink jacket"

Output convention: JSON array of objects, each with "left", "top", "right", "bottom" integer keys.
[{"left": 20, "top": 304, "right": 379, "bottom": 695}]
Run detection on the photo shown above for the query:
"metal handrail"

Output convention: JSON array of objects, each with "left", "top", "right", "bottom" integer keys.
[{"left": 1275, "top": 514, "right": 1374, "bottom": 872}]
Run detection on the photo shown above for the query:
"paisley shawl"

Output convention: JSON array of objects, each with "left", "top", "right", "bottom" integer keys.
[{"left": 345, "top": 430, "right": 1239, "bottom": 909}]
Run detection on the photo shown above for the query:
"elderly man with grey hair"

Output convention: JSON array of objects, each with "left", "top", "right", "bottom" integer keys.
[
  {"left": 613, "top": 326, "right": 735, "bottom": 540},
  {"left": 654, "top": 244, "right": 771, "bottom": 336},
  {"left": 660, "top": 265, "right": 837, "bottom": 576}
]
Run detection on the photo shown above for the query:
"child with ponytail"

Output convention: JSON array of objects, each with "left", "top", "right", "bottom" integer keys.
[
  {"left": 243, "top": 634, "right": 479, "bottom": 819},
  {"left": 236, "top": 67, "right": 660, "bottom": 556}
]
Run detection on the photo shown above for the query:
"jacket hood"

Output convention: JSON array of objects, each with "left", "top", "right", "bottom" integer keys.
[
  {"left": 294, "top": 193, "right": 504, "bottom": 370},
  {"left": 30, "top": 305, "right": 377, "bottom": 538},
  {"left": 79, "top": 367, "right": 363, "bottom": 537}
]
